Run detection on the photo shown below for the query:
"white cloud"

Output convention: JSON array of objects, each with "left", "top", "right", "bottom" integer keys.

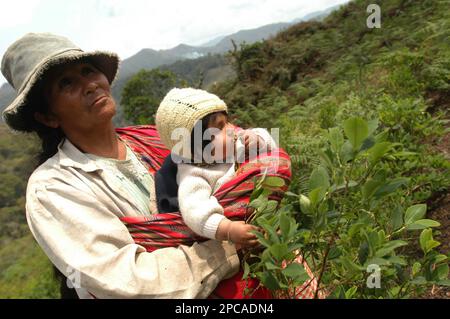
[
  {"left": 0, "top": 0, "right": 42, "bottom": 28},
  {"left": 0, "top": 0, "right": 350, "bottom": 85}
]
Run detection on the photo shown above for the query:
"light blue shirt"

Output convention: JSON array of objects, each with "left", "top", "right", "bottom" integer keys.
[{"left": 85, "top": 144, "right": 154, "bottom": 216}]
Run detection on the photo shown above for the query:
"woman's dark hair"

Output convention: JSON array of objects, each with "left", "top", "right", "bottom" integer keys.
[
  {"left": 25, "top": 79, "right": 75, "bottom": 298},
  {"left": 190, "top": 111, "right": 227, "bottom": 163},
  {"left": 24, "top": 76, "right": 66, "bottom": 168}
]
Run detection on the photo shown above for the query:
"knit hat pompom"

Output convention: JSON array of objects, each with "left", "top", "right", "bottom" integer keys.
[{"left": 155, "top": 88, "right": 228, "bottom": 159}]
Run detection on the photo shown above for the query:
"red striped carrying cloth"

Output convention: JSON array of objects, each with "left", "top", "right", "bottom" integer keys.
[{"left": 115, "top": 125, "right": 323, "bottom": 299}]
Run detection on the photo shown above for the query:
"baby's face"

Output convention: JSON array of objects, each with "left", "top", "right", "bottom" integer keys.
[{"left": 207, "top": 113, "right": 235, "bottom": 162}]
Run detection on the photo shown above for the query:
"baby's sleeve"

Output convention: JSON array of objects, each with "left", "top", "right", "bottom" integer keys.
[{"left": 177, "top": 164, "right": 227, "bottom": 240}]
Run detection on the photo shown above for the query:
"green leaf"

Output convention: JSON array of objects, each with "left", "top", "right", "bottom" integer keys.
[
  {"left": 362, "top": 179, "right": 383, "bottom": 200},
  {"left": 344, "top": 117, "right": 369, "bottom": 151},
  {"left": 269, "top": 243, "right": 288, "bottom": 261},
  {"left": 328, "top": 127, "right": 344, "bottom": 153},
  {"left": 309, "top": 187, "right": 327, "bottom": 206},
  {"left": 331, "top": 181, "right": 358, "bottom": 193},
  {"left": 437, "top": 280, "right": 450, "bottom": 287},
  {"left": 360, "top": 136, "right": 376, "bottom": 152},
  {"left": 263, "top": 176, "right": 285, "bottom": 188},
  {"left": 435, "top": 264, "right": 449, "bottom": 281},
  {"left": 340, "top": 140, "right": 354, "bottom": 163},
  {"left": 265, "top": 262, "right": 281, "bottom": 270},
  {"left": 249, "top": 186, "right": 264, "bottom": 202},
  {"left": 364, "top": 231, "right": 379, "bottom": 256},
  {"left": 373, "top": 178, "right": 408, "bottom": 199},
  {"left": 404, "top": 204, "right": 427, "bottom": 225},
  {"left": 410, "top": 276, "right": 427, "bottom": 285},
  {"left": 433, "top": 254, "right": 448, "bottom": 264},
  {"left": 368, "top": 142, "right": 392, "bottom": 164},
  {"left": 249, "top": 196, "right": 268, "bottom": 210},
  {"left": 345, "top": 286, "right": 358, "bottom": 299},
  {"left": 375, "top": 240, "right": 408, "bottom": 258},
  {"left": 392, "top": 151, "right": 418, "bottom": 158},
  {"left": 265, "top": 226, "right": 281, "bottom": 244},
  {"left": 282, "top": 263, "right": 307, "bottom": 280},
  {"left": 412, "top": 262, "right": 421, "bottom": 277},
  {"left": 378, "top": 230, "right": 386, "bottom": 246},
  {"left": 242, "top": 261, "right": 250, "bottom": 279},
  {"left": 425, "top": 240, "right": 441, "bottom": 253},
  {"left": 309, "top": 166, "right": 330, "bottom": 191},
  {"left": 288, "top": 221, "right": 299, "bottom": 239},
  {"left": 328, "top": 246, "right": 342, "bottom": 260},
  {"left": 264, "top": 200, "right": 279, "bottom": 213},
  {"left": 261, "top": 249, "right": 272, "bottom": 262},
  {"left": 348, "top": 222, "right": 365, "bottom": 238},
  {"left": 374, "top": 129, "right": 389, "bottom": 143},
  {"left": 318, "top": 149, "right": 334, "bottom": 169},
  {"left": 254, "top": 231, "right": 272, "bottom": 248},
  {"left": 391, "top": 205, "right": 404, "bottom": 231},
  {"left": 285, "top": 191, "right": 299, "bottom": 198},
  {"left": 388, "top": 256, "right": 407, "bottom": 266},
  {"left": 419, "top": 231, "right": 442, "bottom": 255},
  {"left": 406, "top": 219, "right": 440, "bottom": 230},
  {"left": 340, "top": 257, "right": 363, "bottom": 273},
  {"left": 420, "top": 229, "right": 432, "bottom": 254},
  {"left": 333, "top": 286, "right": 346, "bottom": 299},
  {"left": 365, "top": 257, "right": 391, "bottom": 267},
  {"left": 299, "top": 194, "right": 311, "bottom": 214},
  {"left": 258, "top": 271, "right": 280, "bottom": 290},
  {"left": 358, "top": 241, "right": 370, "bottom": 264},
  {"left": 367, "top": 118, "right": 379, "bottom": 136},
  {"left": 279, "top": 213, "right": 291, "bottom": 240}
]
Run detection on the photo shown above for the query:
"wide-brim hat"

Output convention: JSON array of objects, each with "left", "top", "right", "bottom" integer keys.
[{"left": 1, "top": 32, "right": 120, "bottom": 132}]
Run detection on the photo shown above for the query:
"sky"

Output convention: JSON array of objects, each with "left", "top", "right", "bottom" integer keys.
[{"left": 0, "top": 0, "right": 350, "bottom": 85}]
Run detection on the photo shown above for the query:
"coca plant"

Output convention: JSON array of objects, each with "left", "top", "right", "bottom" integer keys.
[{"left": 244, "top": 117, "right": 449, "bottom": 298}]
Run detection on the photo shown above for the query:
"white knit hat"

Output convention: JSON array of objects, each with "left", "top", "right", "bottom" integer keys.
[{"left": 155, "top": 87, "right": 228, "bottom": 159}]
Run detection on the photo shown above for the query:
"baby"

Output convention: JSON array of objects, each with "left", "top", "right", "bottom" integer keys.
[{"left": 155, "top": 88, "right": 277, "bottom": 247}]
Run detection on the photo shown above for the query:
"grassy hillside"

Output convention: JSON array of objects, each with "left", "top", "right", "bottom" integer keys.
[
  {"left": 0, "top": 125, "right": 60, "bottom": 298},
  {"left": 211, "top": 0, "right": 449, "bottom": 297},
  {"left": 0, "top": 235, "right": 59, "bottom": 298},
  {"left": 213, "top": 0, "right": 449, "bottom": 196}
]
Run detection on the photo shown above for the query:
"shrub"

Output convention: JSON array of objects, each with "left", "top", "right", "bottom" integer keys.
[{"left": 244, "top": 117, "right": 449, "bottom": 298}]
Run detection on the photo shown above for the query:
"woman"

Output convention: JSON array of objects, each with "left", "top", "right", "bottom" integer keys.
[{"left": 1, "top": 33, "right": 241, "bottom": 298}]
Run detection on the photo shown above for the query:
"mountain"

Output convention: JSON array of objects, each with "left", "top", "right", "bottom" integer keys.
[
  {"left": 115, "top": 22, "right": 294, "bottom": 81},
  {"left": 200, "top": 35, "right": 227, "bottom": 47},
  {"left": 119, "top": 44, "right": 209, "bottom": 80},
  {"left": 116, "top": 3, "right": 345, "bottom": 81},
  {"left": 292, "top": 3, "right": 345, "bottom": 23},
  {"left": 0, "top": 3, "right": 343, "bottom": 124},
  {"left": 201, "top": 22, "right": 293, "bottom": 54}
]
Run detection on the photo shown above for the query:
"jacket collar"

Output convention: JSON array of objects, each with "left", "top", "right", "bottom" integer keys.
[{"left": 57, "top": 138, "right": 102, "bottom": 172}]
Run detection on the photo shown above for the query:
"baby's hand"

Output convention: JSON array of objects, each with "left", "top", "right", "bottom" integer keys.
[
  {"left": 240, "top": 130, "right": 272, "bottom": 160},
  {"left": 228, "top": 221, "right": 260, "bottom": 248}
]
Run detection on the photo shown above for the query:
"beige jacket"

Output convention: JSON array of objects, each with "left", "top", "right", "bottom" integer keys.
[{"left": 25, "top": 137, "right": 239, "bottom": 299}]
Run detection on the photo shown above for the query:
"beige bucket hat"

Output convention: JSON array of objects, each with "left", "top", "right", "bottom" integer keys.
[{"left": 1, "top": 32, "right": 120, "bottom": 131}]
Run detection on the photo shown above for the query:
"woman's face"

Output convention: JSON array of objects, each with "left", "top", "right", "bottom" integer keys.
[{"left": 37, "top": 61, "right": 116, "bottom": 134}]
